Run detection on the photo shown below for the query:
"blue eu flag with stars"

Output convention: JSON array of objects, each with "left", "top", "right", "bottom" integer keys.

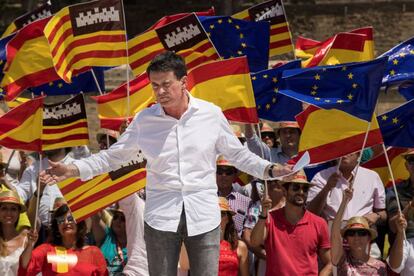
[
  {"left": 199, "top": 16, "right": 270, "bottom": 72},
  {"left": 251, "top": 60, "right": 303, "bottom": 122},
  {"left": 279, "top": 57, "right": 387, "bottom": 122},
  {"left": 378, "top": 99, "right": 414, "bottom": 148}
]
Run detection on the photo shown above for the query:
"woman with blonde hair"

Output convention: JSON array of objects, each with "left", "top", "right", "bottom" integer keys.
[{"left": 0, "top": 190, "right": 29, "bottom": 275}]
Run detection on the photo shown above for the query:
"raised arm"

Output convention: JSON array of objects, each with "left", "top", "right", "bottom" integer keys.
[
  {"left": 331, "top": 188, "right": 353, "bottom": 265},
  {"left": 388, "top": 214, "right": 408, "bottom": 271},
  {"left": 250, "top": 196, "right": 271, "bottom": 248},
  {"left": 307, "top": 172, "right": 340, "bottom": 215},
  {"left": 91, "top": 211, "right": 107, "bottom": 246}
]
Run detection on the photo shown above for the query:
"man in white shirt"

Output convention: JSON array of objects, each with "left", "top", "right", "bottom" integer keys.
[{"left": 41, "top": 51, "right": 290, "bottom": 275}]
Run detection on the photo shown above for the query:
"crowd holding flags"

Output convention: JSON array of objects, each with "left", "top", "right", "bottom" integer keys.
[{"left": 1, "top": 0, "right": 414, "bottom": 220}]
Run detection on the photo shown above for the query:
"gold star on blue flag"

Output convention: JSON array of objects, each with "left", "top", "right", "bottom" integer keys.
[
  {"left": 251, "top": 60, "right": 303, "bottom": 122},
  {"left": 279, "top": 58, "right": 387, "bottom": 121},
  {"left": 377, "top": 99, "right": 414, "bottom": 148},
  {"left": 199, "top": 15, "right": 270, "bottom": 72}
]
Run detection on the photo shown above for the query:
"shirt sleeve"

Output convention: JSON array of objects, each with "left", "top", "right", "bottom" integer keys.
[
  {"left": 306, "top": 172, "right": 325, "bottom": 203},
  {"left": 386, "top": 239, "right": 410, "bottom": 273},
  {"left": 19, "top": 243, "right": 49, "bottom": 276},
  {"left": 373, "top": 172, "right": 386, "bottom": 209},
  {"left": 74, "top": 117, "right": 141, "bottom": 181},
  {"left": 246, "top": 133, "right": 271, "bottom": 161},
  {"left": 119, "top": 194, "right": 149, "bottom": 276},
  {"left": 215, "top": 110, "right": 271, "bottom": 179}
]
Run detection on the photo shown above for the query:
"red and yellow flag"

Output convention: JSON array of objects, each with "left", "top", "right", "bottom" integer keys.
[
  {"left": 42, "top": 94, "right": 89, "bottom": 151},
  {"left": 233, "top": 0, "right": 293, "bottom": 57},
  {"left": 294, "top": 105, "right": 383, "bottom": 165},
  {"left": 363, "top": 147, "right": 409, "bottom": 188},
  {"left": 147, "top": 8, "right": 215, "bottom": 30},
  {"left": 43, "top": 0, "right": 127, "bottom": 83},
  {"left": 295, "top": 27, "right": 375, "bottom": 68},
  {"left": 0, "top": 97, "right": 43, "bottom": 151},
  {"left": 187, "top": 57, "right": 258, "bottom": 123},
  {"left": 128, "top": 13, "right": 219, "bottom": 76},
  {"left": 1, "top": 17, "right": 61, "bottom": 101},
  {"left": 58, "top": 166, "right": 146, "bottom": 221},
  {"left": 92, "top": 73, "right": 156, "bottom": 130}
]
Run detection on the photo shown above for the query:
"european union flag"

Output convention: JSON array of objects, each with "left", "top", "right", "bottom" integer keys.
[
  {"left": 279, "top": 57, "right": 387, "bottom": 122},
  {"left": 251, "top": 60, "right": 303, "bottom": 122},
  {"left": 199, "top": 16, "right": 270, "bottom": 72},
  {"left": 380, "top": 37, "right": 414, "bottom": 86},
  {"left": 30, "top": 67, "right": 105, "bottom": 96},
  {"left": 378, "top": 99, "right": 414, "bottom": 148},
  {"left": 0, "top": 34, "right": 15, "bottom": 99},
  {"left": 398, "top": 82, "right": 414, "bottom": 101}
]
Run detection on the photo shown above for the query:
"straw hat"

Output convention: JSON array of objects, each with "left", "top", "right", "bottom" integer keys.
[
  {"left": 218, "top": 197, "right": 235, "bottom": 215},
  {"left": 50, "top": 197, "right": 67, "bottom": 213},
  {"left": 216, "top": 155, "right": 235, "bottom": 168},
  {"left": 260, "top": 123, "right": 274, "bottom": 134},
  {"left": 0, "top": 190, "right": 26, "bottom": 212},
  {"left": 340, "top": 216, "right": 377, "bottom": 240},
  {"left": 279, "top": 170, "right": 315, "bottom": 186}
]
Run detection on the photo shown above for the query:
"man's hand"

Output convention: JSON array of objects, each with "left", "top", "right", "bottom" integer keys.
[
  {"left": 271, "top": 164, "right": 293, "bottom": 177},
  {"left": 326, "top": 172, "right": 341, "bottom": 190},
  {"left": 364, "top": 212, "right": 381, "bottom": 226},
  {"left": 39, "top": 161, "right": 80, "bottom": 184},
  {"left": 26, "top": 229, "right": 38, "bottom": 248},
  {"left": 343, "top": 188, "right": 353, "bottom": 202},
  {"left": 394, "top": 214, "right": 408, "bottom": 234},
  {"left": 260, "top": 196, "right": 272, "bottom": 216}
]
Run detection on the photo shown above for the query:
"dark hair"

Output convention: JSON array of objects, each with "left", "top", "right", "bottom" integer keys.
[
  {"left": 0, "top": 203, "right": 20, "bottom": 257},
  {"left": 223, "top": 212, "right": 238, "bottom": 250},
  {"left": 146, "top": 51, "right": 187, "bottom": 79},
  {"left": 51, "top": 204, "right": 87, "bottom": 249}
]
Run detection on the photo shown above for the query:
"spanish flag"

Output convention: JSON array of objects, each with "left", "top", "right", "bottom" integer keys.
[
  {"left": 0, "top": 97, "right": 43, "bottom": 152},
  {"left": 42, "top": 94, "right": 89, "bottom": 151},
  {"left": 294, "top": 105, "right": 383, "bottom": 165},
  {"left": 128, "top": 13, "right": 219, "bottom": 76},
  {"left": 1, "top": 17, "right": 61, "bottom": 101},
  {"left": 92, "top": 73, "right": 156, "bottom": 131},
  {"left": 187, "top": 57, "right": 258, "bottom": 123},
  {"left": 233, "top": 0, "right": 293, "bottom": 57},
  {"left": 295, "top": 27, "right": 375, "bottom": 68},
  {"left": 58, "top": 166, "right": 146, "bottom": 222},
  {"left": 363, "top": 147, "right": 409, "bottom": 188},
  {"left": 43, "top": 0, "right": 127, "bottom": 83},
  {"left": 147, "top": 8, "right": 215, "bottom": 30}
]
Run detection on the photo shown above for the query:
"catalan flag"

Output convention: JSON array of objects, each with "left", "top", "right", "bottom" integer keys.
[
  {"left": 363, "top": 147, "right": 409, "bottom": 188},
  {"left": 92, "top": 73, "right": 156, "bottom": 131},
  {"left": 1, "top": 17, "right": 61, "bottom": 101},
  {"left": 0, "top": 97, "right": 43, "bottom": 152},
  {"left": 147, "top": 8, "right": 215, "bottom": 30},
  {"left": 251, "top": 60, "right": 303, "bottom": 122},
  {"left": 295, "top": 27, "right": 375, "bottom": 68},
  {"left": 42, "top": 94, "right": 89, "bottom": 151},
  {"left": 43, "top": 0, "right": 127, "bottom": 83},
  {"left": 128, "top": 13, "right": 219, "bottom": 76},
  {"left": 233, "top": 0, "right": 293, "bottom": 57},
  {"left": 58, "top": 165, "right": 146, "bottom": 221},
  {"left": 279, "top": 58, "right": 387, "bottom": 122},
  {"left": 1, "top": 2, "right": 54, "bottom": 38},
  {"left": 199, "top": 16, "right": 270, "bottom": 72},
  {"left": 294, "top": 105, "right": 383, "bottom": 165},
  {"left": 187, "top": 57, "right": 258, "bottom": 123}
]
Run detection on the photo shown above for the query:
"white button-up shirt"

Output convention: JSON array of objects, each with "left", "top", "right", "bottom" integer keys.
[{"left": 75, "top": 95, "right": 271, "bottom": 236}]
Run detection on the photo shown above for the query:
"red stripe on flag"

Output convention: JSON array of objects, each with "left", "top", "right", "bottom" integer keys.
[
  {"left": 51, "top": 27, "right": 73, "bottom": 57},
  {"left": 186, "top": 55, "right": 216, "bottom": 70},
  {"left": 46, "top": 14, "right": 71, "bottom": 44},
  {"left": 60, "top": 178, "right": 86, "bottom": 195},
  {"left": 223, "top": 107, "right": 258, "bottom": 124},
  {"left": 0, "top": 137, "right": 42, "bottom": 152},
  {"left": 129, "top": 37, "right": 161, "bottom": 54},
  {"left": 270, "top": 26, "right": 289, "bottom": 36},
  {"left": 42, "top": 134, "right": 89, "bottom": 145},
  {"left": 99, "top": 117, "right": 134, "bottom": 131},
  {"left": 129, "top": 49, "right": 164, "bottom": 72},
  {"left": 269, "top": 38, "right": 293, "bottom": 49},
  {"left": 42, "top": 121, "right": 88, "bottom": 134},
  {"left": 66, "top": 175, "right": 111, "bottom": 205}
]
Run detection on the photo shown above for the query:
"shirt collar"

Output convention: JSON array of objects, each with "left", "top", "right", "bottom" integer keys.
[{"left": 154, "top": 92, "right": 199, "bottom": 117}]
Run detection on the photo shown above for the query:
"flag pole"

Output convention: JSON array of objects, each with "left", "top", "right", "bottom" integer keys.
[
  {"left": 90, "top": 68, "right": 104, "bottom": 96},
  {"left": 34, "top": 154, "right": 42, "bottom": 232},
  {"left": 280, "top": 0, "right": 295, "bottom": 59},
  {"left": 121, "top": 0, "right": 131, "bottom": 119}
]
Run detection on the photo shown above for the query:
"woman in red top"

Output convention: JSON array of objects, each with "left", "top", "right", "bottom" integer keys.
[
  {"left": 19, "top": 204, "right": 108, "bottom": 276},
  {"left": 219, "top": 197, "right": 249, "bottom": 276}
]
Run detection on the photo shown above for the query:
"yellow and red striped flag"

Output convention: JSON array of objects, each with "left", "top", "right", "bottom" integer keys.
[
  {"left": 233, "top": 0, "right": 293, "bottom": 57},
  {"left": 1, "top": 17, "right": 61, "bottom": 101},
  {"left": 58, "top": 165, "right": 146, "bottom": 222},
  {"left": 92, "top": 73, "right": 156, "bottom": 131},
  {"left": 0, "top": 97, "right": 43, "bottom": 152},
  {"left": 187, "top": 56, "right": 258, "bottom": 123},
  {"left": 5, "top": 97, "right": 30, "bottom": 109},
  {"left": 147, "top": 8, "right": 215, "bottom": 30},
  {"left": 128, "top": 13, "right": 219, "bottom": 76},
  {"left": 363, "top": 147, "right": 409, "bottom": 188},
  {"left": 42, "top": 94, "right": 89, "bottom": 151},
  {"left": 295, "top": 27, "right": 375, "bottom": 68},
  {"left": 43, "top": 0, "right": 127, "bottom": 83}
]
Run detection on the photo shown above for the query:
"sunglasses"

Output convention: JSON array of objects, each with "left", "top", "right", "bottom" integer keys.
[
  {"left": 346, "top": 229, "right": 369, "bottom": 237},
  {"left": 290, "top": 183, "right": 310, "bottom": 193},
  {"left": 216, "top": 168, "right": 236, "bottom": 176},
  {"left": 56, "top": 214, "right": 75, "bottom": 225}
]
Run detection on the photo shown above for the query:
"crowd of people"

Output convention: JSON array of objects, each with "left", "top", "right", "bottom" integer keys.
[{"left": 0, "top": 51, "right": 413, "bottom": 276}]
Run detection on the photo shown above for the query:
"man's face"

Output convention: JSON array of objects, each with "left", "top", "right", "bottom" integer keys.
[
  {"left": 216, "top": 165, "right": 238, "bottom": 191},
  {"left": 405, "top": 156, "right": 414, "bottom": 176},
  {"left": 279, "top": 128, "right": 300, "bottom": 149},
  {"left": 285, "top": 182, "right": 310, "bottom": 207},
  {"left": 261, "top": 132, "right": 276, "bottom": 148},
  {"left": 340, "top": 152, "right": 360, "bottom": 170},
  {"left": 149, "top": 71, "right": 187, "bottom": 109}
]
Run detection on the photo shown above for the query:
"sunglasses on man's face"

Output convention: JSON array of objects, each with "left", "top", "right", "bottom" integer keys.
[
  {"left": 216, "top": 167, "right": 236, "bottom": 176},
  {"left": 56, "top": 214, "right": 75, "bottom": 225},
  {"left": 290, "top": 183, "right": 310, "bottom": 193},
  {"left": 346, "top": 229, "right": 369, "bottom": 237}
]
